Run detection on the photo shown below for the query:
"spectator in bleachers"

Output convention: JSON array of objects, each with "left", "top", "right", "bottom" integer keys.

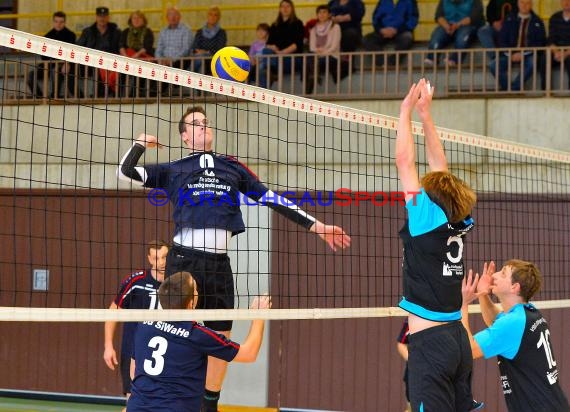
[
  {"left": 155, "top": 7, "right": 193, "bottom": 70},
  {"left": 119, "top": 10, "right": 154, "bottom": 97},
  {"left": 489, "top": 0, "right": 546, "bottom": 90},
  {"left": 120, "top": 10, "right": 154, "bottom": 59},
  {"left": 192, "top": 6, "right": 227, "bottom": 75},
  {"left": 258, "top": 0, "right": 304, "bottom": 88},
  {"left": 305, "top": 4, "right": 341, "bottom": 93},
  {"left": 477, "top": 0, "right": 518, "bottom": 59},
  {"left": 328, "top": 0, "right": 365, "bottom": 52},
  {"left": 424, "top": 0, "right": 484, "bottom": 66},
  {"left": 77, "top": 7, "right": 121, "bottom": 97},
  {"left": 248, "top": 23, "right": 270, "bottom": 82},
  {"left": 362, "top": 0, "right": 419, "bottom": 67},
  {"left": 27, "top": 11, "right": 76, "bottom": 98},
  {"left": 547, "top": 0, "right": 570, "bottom": 87}
]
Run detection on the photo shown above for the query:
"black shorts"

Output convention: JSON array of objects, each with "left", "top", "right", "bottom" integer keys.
[
  {"left": 166, "top": 244, "right": 234, "bottom": 331},
  {"left": 408, "top": 321, "right": 473, "bottom": 412},
  {"left": 119, "top": 351, "right": 132, "bottom": 395}
]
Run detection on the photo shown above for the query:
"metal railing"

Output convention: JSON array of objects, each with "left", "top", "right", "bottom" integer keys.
[{"left": 1, "top": 47, "right": 568, "bottom": 103}]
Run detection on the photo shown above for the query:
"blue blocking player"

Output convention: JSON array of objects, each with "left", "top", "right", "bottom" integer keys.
[
  {"left": 462, "top": 261, "right": 570, "bottom": 412},
  {"left": 127, "top": 271, "right": 271, "bottom": 412},
  {"left": 396, "top": 79, "right": 477, "bottom": 412}
]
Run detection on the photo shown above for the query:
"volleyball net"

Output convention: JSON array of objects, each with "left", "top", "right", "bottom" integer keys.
[{"left": 0, "top": 26, "right": 569, "bottom": 323}]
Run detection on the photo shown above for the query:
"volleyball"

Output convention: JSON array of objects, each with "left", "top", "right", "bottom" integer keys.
[{"left": 211, "top": 46, "right": 251, "bottom": 82}]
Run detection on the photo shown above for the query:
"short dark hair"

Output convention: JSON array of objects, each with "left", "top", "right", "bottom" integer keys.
[
  {"left": 178, "top": 106, "right": 207, "bottom": 134},
  {"left": 506, "top": 259, "right": 542, "bottom": 302},
  {"left": 257, "top": 23, "right": 270, "bottom": 32},
  {"left": 53, "top": 11, "right": 66, "bottom": 20},
  {"left": 158, "top": 272, "right": 195, "bottom": 309},
  {"left": 316, "top": 4, "right": 330, "bottom": 13},
  {"left": 147, "top": 240, "right": 169, "bottom": 255}
]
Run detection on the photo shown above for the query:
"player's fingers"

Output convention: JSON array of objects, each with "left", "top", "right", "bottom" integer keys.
[{"left": 104, "top": 357, "right": 115, "bottom": 370}]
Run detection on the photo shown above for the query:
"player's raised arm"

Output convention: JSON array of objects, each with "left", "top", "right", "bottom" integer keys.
[
  {"left": 396, "top": 81, "right": 422, "bottom": 202},
  {"left": 461, "top": 270, "right": 484, "bottom": 359},
  {"left": 117, "top": 133, "right": 162, "bottom": 184},
  {"left": 415, "top": 81, "right": 448, "bottom": 173},
  {"left": 233, "top": 295, "right": 272, "bottom": 363}
]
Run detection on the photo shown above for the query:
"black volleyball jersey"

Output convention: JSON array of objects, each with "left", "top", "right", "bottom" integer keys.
[
  {"left": 475, "top": 304, "right": 570, "bottom": 412},
  {"left": 144, "top": 152, "right": 269, "bottom": 236},
  {"left": 399, "top": 189, "right": 475, "bottom": 321}
]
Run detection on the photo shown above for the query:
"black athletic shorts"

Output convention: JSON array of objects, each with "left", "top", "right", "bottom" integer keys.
[
  {"left": 408, "top": 321, "right": 473, "bottom": 412},
  {"left": 119, "top": 351, "right": 132, "bottom": 395},
  {"left": 166, "top": 244, "right": 234, "bottom": 331}
]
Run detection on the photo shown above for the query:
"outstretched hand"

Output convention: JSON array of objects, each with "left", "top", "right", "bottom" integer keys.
[
  {"left": 415, "top": 79, "right": 434, "bottom": 121},
  {"left": 476, "top": 261, "right": 495, "bottom": 296},
  {"left": 250, "top": 294, "right": 272, "bottom": 310},
  {"left": 462, "top": 269, "right": 480, "bottom": 306},
  {"left": 310, "top": 221, "right": 352, "bottom": 252},
  {"left": 400, "top": 78, "right": 434, "bottom": 118}
]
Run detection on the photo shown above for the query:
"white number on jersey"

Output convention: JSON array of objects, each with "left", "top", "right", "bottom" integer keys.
[
  {"left": 446, "top": 236, "right": 464, "bottom": 264},
  {"left": 537, "top": 329, "right": 557, "bottom": 370},
  {"left": 200, "top": 153, "right": 215, "bottom": 177},
  {"left": 143, "top": 336, "right": 168, "bottom": 376}
]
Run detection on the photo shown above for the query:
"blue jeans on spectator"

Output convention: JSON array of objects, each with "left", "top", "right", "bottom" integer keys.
[
  {"left": 489, "top": 52, "right": 534, "bottom": 90},
  {"left": 427, "top": 25, "right": 478, "bottom": 64},
  {"left": 477, "top": 24, "right": 500, "bottom": 60},
  {"left": 257, "top": 48, "right": 299, "bottom": 88}
]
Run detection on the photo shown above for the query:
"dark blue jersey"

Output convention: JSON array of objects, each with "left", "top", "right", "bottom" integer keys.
[
  {"left": 113, "top": 270, "right": 161, "bottom": 357},
  {"left": 128, "top": 320, "right": 240, "bottom": 411},
  {"left": 399, "top": 189, "right": 474, "bottom": 321},
  {"left": 397, "top": 319, "right": 410, "bottom": 344},
  {"left": 474, "top": 304, "right": 569, "bottom": 412},
  {"left": 143, "top": 152, "right": 269, "bottom": 236}
]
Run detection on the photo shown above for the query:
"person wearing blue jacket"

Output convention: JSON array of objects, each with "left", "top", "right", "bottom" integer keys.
[
  {"left": 425, "top": 0, "right": 484, "bottom": 66},
  {"left": 362, "top": 0, "right": 419, "bottom": 66},
  {"left": 489, "top": 0, "right": 546, "bottom": 90}
]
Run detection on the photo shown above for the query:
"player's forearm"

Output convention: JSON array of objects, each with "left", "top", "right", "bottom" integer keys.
[
  {"left": 479, "top": 294, "right": 500, "bottom": 326},
  {"left": 422, "top": 115, "right": 448, "bottom": 172},
  {"left": 104, "top": 321, "right": 118, "bottom": 349},
  {"left": 461, "top": 305, "right": 484, "bottom": 359},
  {"left": 117, "top": 143, "right": 146, "bottom": 183},
  {"left": 395, "top": 112, "right": 416, "bottom": 170},
  {"left": 235, "top": 320, "right": 265, "bottom": 362},
  {"left": 263, "top": 190, "right": 316, "bottom": 229}
]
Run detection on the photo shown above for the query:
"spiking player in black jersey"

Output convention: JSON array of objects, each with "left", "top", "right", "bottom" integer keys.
[
  {"left": 462, "top": 260, "right": 570, "bottom": 412},
  {"left": 396, "top": 79, "right": 478, "bottom": 412},
  {"left": 118, "top": 106, "right": 351, "bottom": 412}
]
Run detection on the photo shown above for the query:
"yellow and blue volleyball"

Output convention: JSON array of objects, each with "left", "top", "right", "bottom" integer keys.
[{"left": 211, "top": 46, "right": 250, "bottom": 82}]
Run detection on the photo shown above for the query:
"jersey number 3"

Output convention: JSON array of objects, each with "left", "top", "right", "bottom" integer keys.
[{"left": 144, "top": 336, "right": 168, "bottom": 376}]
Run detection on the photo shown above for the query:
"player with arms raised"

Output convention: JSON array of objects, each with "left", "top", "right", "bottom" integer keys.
[
  {"left": 396, "top": 79, "right": 477, "bottom": 411},
  {"left": 462, "top": 261, "right": 570, "bottom": 412}
]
